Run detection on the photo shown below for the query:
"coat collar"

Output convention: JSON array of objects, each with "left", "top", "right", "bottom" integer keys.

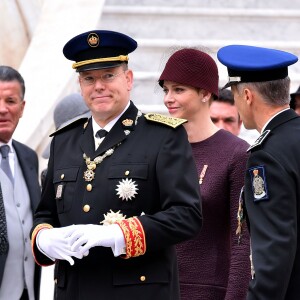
[
  {"left": 264, "top": 108, "right": 298, "bottom": 132},
  {"left": 80, "top": 101, "right": 139, "bottom": 159},
  {"left": 247, "top": 109, "right": 299, "bottom": 152}
]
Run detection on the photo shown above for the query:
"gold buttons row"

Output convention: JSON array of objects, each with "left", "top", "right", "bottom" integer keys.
[{"left": 83, "top": 182, "right": 93, "bottom": 212}]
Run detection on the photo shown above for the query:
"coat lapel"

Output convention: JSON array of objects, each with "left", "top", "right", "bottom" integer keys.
[
  {"left": 79, "top": 119, "right": 96, "bottom": 159},
  {"left": 12, "top": 141, "right": 40, "bottom": 211},
  {"left": 79, "top": 102, "right": 139, "bottom": 159},
  {"left": 94, "top": 102, "right": 139, "bottom": 158}
]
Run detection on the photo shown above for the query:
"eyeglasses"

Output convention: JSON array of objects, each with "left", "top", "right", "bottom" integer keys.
[{"left": 79, "top": 71, "right": 125, "bottom": 86}]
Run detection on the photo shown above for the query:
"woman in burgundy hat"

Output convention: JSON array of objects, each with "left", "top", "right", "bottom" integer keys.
[{"left": 158, "top": 48, "right": 251, "bottom": 300}]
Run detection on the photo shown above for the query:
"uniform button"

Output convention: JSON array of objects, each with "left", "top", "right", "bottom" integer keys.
[
  {"left": 83, "top": 205, "right": 90, "bottom": 212},
  {"left": 125, "top": 170, "right": 130, "bottom": 176},
  {"left": 140, "top": 276, "right": 146, "bottom": 282},
  {"left": 61, "top": 174, "right": 65, "bottom": 180},
  {"left": 24, "top": 238, "right": 28, "bottom": 243},
  {"left": 24, "top": 257, "right": 28, "bottom": 261},
  {"left": 86, "top": 184, "right": 92, "bottom": 192},
  {"left": 16, "top": 203, "right": 20, "bottom": 207}
]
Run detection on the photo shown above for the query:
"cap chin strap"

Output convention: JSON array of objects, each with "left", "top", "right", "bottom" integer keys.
[{"left": 72, "top": 55, "right": 129, "bottom": 69}]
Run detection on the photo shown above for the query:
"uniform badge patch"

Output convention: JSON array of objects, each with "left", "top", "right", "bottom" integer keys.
[{"left": 248, "top": 166, "right": 269, "bottom": 201}]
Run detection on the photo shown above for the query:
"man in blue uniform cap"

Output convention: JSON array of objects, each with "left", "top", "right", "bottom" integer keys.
[
  {"left": 30, "top": 30, "right": 202, "bottom": 299},
  {"left": 218, "top": 44, "right": 300, "bottom": 300}
]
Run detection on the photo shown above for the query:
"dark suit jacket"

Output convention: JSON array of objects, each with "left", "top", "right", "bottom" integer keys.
[
  {"left": 32, "top": 102, "right": 202, "bottom": 300},
  {"left": 245, "top": 109, "right": 300, "bottom": 300},
  {"left": 0, "top": 140, "right": 41, "bottom": 299}
]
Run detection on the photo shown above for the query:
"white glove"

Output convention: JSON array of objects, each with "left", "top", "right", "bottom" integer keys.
[
  {"left": 37, "top": 225, "right": 86, "bottom": 265},
  {"left": 67, "top": 224, "right": 125, "bottom": 256}
]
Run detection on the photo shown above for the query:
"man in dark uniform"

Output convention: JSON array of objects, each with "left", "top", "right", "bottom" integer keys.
[
  {"left": 218, "top": 44, "right": 299, "bottom": 300},
  {"left": 30, "top": 30, "right": 202, "bottom": 300}
]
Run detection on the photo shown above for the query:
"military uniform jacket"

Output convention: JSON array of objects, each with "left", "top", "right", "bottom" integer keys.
[
  {"left": 245, "top": 109, "right": 300, "bottom": 300},
  {"left": 31, "top": 102, "right": 202, "bottom": 300}
]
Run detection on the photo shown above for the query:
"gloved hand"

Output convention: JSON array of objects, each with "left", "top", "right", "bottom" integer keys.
[
  {"left": 67, "top": 224, "right": 123, "bottom": 255},
  {"left": 36, "top": 225, "right": 86, "bottom": 265}
]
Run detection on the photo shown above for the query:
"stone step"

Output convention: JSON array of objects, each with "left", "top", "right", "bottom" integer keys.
[
  {"left": 106, "top": 0, "right": 300, "bottom": 9},
  {"left": 129, "top": 39, "right": 300, "bottom": 73},
  {"left": 99, "top": 5, "right": 300, "bottom": 41},
  {"left": 130, "top": 70, "right": 300, "bottom": 108}
]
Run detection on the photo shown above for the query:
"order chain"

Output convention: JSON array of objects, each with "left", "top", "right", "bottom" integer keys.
[{"left": 83, "top": 110, "right": 142, "bottom": 182}]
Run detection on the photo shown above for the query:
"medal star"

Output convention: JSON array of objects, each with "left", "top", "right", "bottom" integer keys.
[
  {"left": 100, "top": 209, "right": 126, "bottom": 226},
  {"left": 116, "top": 178, "right": 138, "bottom": 201}
]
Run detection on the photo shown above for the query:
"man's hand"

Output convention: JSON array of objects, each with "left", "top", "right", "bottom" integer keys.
[
  {"left": 37, "top": 225, "right": 86, "bottom": 265},
  {"left": 67, "top": 224, "right": 121, "bottom": 254}
]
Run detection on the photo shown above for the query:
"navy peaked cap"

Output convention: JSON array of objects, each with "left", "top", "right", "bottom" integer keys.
[
  {"left": 217, "top": 45, "right": 298, "bottom": 89},
  {"left": 63, "top": 30, "right": 138, "bottom": 72}
]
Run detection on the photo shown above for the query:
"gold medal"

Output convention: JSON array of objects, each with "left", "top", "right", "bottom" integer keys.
[{"left": 84, "top": 169, "right": 95, "bottom": 182}]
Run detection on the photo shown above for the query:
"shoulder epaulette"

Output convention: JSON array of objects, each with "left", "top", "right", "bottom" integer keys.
[
  {"left": 144, "top": 113, "right": 187, "bottom": 128},
  {"left": 50, "top": 117, "right": 89, "bottom": 137},
  {"left": 247, "top": 130, "right": 271, "bottom": 152}
]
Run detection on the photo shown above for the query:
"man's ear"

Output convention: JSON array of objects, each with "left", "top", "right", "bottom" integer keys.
[{"left": 244, "top": 88, "right": 253, "bottom": 106}]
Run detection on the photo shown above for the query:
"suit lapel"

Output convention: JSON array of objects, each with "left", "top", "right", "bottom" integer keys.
[{"left": 13, "top": 141, "right": 39, "bottom": 211}]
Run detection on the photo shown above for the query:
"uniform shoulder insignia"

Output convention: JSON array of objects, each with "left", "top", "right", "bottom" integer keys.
[
  {"left": 50, "top": 117, "right": 89, "bottom": 137},
  {"left": 144, "top": 113, "right": 187, "bottom": 128},
  {"left": 247, "top": 130, "right": 271, "bottom": 152}
]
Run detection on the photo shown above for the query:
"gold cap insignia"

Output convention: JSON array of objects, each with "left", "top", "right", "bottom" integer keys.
[
  {"left": 122, "top": 119, "right": 134, "bottom": 127},
  {"left": 87, "top": 33, "right": 100, "bottom": 47}
]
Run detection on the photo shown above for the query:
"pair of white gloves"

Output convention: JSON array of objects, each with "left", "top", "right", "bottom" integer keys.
[{"left": 36, "top": 224, "right": 125, "bottom": 265}]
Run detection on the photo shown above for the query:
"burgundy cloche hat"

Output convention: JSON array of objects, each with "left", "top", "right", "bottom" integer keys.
[{"left": 158, "top": 48, "right": 219, "bottom": 99}]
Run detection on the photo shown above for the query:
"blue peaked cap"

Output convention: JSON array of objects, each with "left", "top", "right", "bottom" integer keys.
[
  {"left": 63, "top": 30, "right": 137, "bottom": 72},
  {"left": 217, "top": 45, "right": 298, "bottom": 88}
]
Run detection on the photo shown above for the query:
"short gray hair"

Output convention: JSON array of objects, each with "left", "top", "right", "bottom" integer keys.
[
  {"left": 236, "top": 77, "right": 290, "bottom": 106},
  {"left": 0, "top": 65, "right": 25, "bottom": 99}
]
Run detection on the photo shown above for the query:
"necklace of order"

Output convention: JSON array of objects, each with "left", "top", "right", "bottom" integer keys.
[{"left": 83, "top": 110, "right": 142, "bottom": 182}]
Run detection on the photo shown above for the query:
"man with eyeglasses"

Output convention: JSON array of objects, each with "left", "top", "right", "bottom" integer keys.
[{"left": 30, "top": 30, "right": 202, "bottom": 300}]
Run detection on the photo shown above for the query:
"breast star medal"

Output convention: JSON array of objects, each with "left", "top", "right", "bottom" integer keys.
[
  {"left": 100, "top": 209, "right": 126, "bottom": 226},
  {"left": 116, "top": 178, "right": 138, "bottom": 201}
]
